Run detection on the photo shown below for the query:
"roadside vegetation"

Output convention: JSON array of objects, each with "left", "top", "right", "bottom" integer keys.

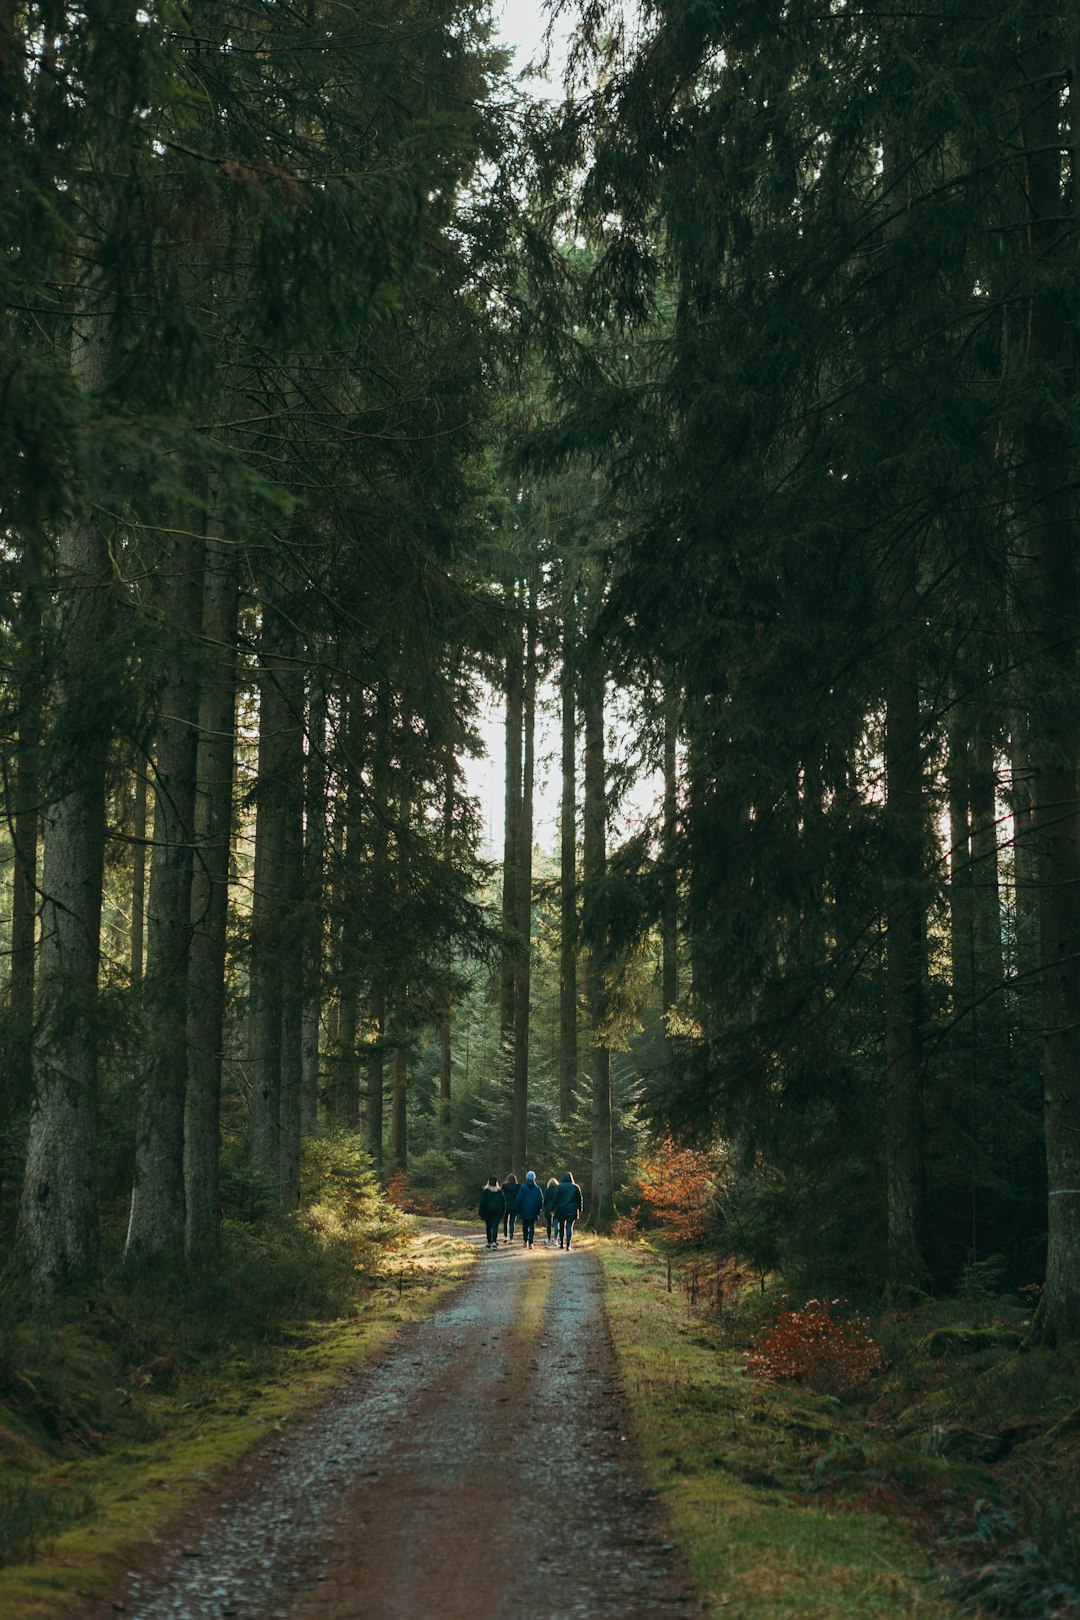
[
  {"left": 599, "top": 1238, "right": 1080, "bottom": 1620},
  {"left": 0, "top": 1139, "right": 474, "bottom": 1619}
]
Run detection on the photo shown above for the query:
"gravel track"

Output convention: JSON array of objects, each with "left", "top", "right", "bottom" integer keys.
[{"left": 86, "top": 1235, "right": 703, "bottom": 1620}]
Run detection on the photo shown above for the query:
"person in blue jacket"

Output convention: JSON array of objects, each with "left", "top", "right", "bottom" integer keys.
[
  {"left": 553, "top": 1170, "right": 584, "bottom": 1249},
  {"left": 501, "top": 1172, "right": 520, "bottom": 1243},
  {"left": 515, "top": 1170, "right": 545, "bottom": 1248},
  {"left": 478, "top": 1177, "right": 503, "bottom": 1250}
]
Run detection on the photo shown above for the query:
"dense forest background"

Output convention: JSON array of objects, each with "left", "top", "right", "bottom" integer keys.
[{"left": 2, "top": 0, "right": 1080, "bottom": 1344}]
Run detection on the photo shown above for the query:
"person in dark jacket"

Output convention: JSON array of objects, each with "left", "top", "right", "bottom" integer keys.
[
  {"left": 542, "top": 1176, "right": 560, "bottom": 1245},
  {"left": 501, "top": 1172, "right": 520, "bottom": 1243},
  {"left": 478, "top": 1177, "right": 503, "bottom": 1250},
  {"left": 515, "top": 1171, "right": 545, "bottom": 1248},
  {"left": 553, "top": 1170, "right": 584, "bottom": 1249}
]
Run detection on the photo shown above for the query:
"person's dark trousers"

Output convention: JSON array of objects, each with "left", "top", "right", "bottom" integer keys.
[
  {"left": 562, "top": 1218, "right": 576, "bottom": 1249},
  {"left": 521, "top": 1218, "right": 537, "bottom": 1247},
  {"left": 485, "top": 1218, "right": 500, "bottom": 1246},
  {"left": 545, "top": 1213, "right": 554, "bottom": 1241},
  {"left": 506, "top": 1213, "right": 518, "bottom": 1242}
]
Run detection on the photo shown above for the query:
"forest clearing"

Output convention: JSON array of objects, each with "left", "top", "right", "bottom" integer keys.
[{"left": 3, "top": 0, "right": 1080, "bottom": 1614}]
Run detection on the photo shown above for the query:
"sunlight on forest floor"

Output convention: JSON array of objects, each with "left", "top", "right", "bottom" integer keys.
[{"left": 598, "top": 1240, "right": 1080, "bottom": 1619}]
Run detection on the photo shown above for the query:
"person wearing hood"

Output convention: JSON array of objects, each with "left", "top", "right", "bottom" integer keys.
[
  {"left": 501, "top": 1172, "right": 520, "bottom": 1243},
  {"left": 553, "top": 1170, "right": 584, "bottom": 1250},
  {"left": 542, "top": 1176, "right": 560, "bottom": 1244},
  {"left": 478, "top": 1176, "right": 503, "bottom": 1250},
  {"left": 515, "top": 1171, "right": 545, "bottom": 1248}
]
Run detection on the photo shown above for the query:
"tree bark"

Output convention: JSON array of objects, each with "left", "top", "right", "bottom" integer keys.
[
  {"left": 249, "top": 603, "right": 291, "bottom": 1187},
  {"left": 9, "top": 541, "right": 42, "bottom": 1116},
  {"left": 883, "top": 543, "right": 927, "bottom": 1299},
  {"left": 500, "top": 602, "right": 524, "bottom": 1135},
  {"left": 278, "top": 654, "right": 305, "bottom": 1207},
  {"left": 558, "top": 609, "right": 578, "bottom": 1127},
  {"left": 511, "top": 594, "right": 537, "bottom": 1173},
  {"left": 301, "top": 666, "right": 328, "bottom": 1135},
  {"left": 661, "top": 692, "right": 679, "bottom": 1021},
  {"left": 184, "top": 531, "right": 239, "bottom": 1260},
  {"left": 582, "top": 629, "right": 612, "bottom": 1217},
  {"left": 17, "top": 247, "right": 118, "bottom": 1290}
]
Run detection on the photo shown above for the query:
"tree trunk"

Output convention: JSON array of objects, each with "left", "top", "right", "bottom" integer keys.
[
  {"left": 366, "top": 985, "right": 385, "bottom": 1170},
  {"left": 249, "top": 607, "right": 290, "bottom": 1187},
  {"left": 10, "top": 542, "right": 42, "bottom": 1113},
  {"left": 390, "top": 1033, "right": 408, "bottom": 1172},
  {"left": 661, "top": 693, "right": 679, "bottom": 1020},
  {"left": 500, "top": 601, "right": 524, "bottom": 1136},
  {"left": 558, "top": 609, "right": 578, "bottom": 1127},
  {"left": 883, "top": 544, "right": 926, "bottom": 1299},
  {"left": 301, "top": 667, "right": 328, "bottom": 1135},
  {"left": 130, "top": 765, "right": 147, "bottom": 983},
  {"left": 184, "top": 531, "right": 239, "bottom": 1260},
  {"left": 511, "top": 595, "right": 537, "bottom": 1173},
  {"left": 17, "top": 253, "right": 118, "bottom": 1290},
  {"left": 126, "top": 526, "right": 205, "bottom": 1262},
  {"left": 582, "top": 630, "right": 612, "bottom": 1218},
  {"left": 278, "top": 654, "right": 305, "bottom": 1207},
  {"left": 439, "top": 750, "right": 455, "bottom": 1132}
]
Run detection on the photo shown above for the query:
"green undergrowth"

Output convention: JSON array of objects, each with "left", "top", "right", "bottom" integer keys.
[
  {"left": 0, "top": 1189, "right": 476, "bottom": 1620},
  {"left": 598, "top": 1242, "right": 1080, "bottom": 1620}
]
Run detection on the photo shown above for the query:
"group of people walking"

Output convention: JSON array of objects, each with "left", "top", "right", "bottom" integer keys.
[{"left": 478, "top": 1171, "right": 583, "bottom": 1251}]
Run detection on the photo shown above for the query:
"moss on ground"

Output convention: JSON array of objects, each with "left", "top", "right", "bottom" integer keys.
[
  {"left": 0, "top": 1224, "right": 476, "bottom": 1620},
  {"left": 599, "top": 1242, "right": 966, "bottom": 1618}
]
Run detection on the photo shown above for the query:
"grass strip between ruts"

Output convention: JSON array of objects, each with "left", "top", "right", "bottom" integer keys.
[
  {"left": 0, "top": 1228, "right": 477, "bottom": 1620},
  {"left": 597, "top": 1241, "right": 959, "bottom": 1620}
]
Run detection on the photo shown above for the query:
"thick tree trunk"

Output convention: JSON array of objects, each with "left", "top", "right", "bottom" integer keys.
[
  {"left": 17, "top": 260, "right": 117, "bottom": 1290},
  {"left": 558, "top": 612, "right": 578, "bottom": 1127},
  {"left": 582, "top": 633, "right": 612, "bottom": 1217},
  {"left": 126, "top": 527, "right": 205, "bottom": 1261},
  {"left": 511, "top": 598, "right": 536, "bottom": 1173},
  {"left": 184, "top": 533, "right": 239, "bottom": 1260}
]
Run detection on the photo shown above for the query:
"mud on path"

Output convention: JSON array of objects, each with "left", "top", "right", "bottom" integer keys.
[{"left": 85, "top": 1231, "right": 704, "bottom": 1619}]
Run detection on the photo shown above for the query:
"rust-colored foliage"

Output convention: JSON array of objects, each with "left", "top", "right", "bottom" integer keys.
[
  {"left": 747, "top": 1299, "right": 883, "bottom": 1393},
  {"left": 635, "top": 1137, "right": 714, "bottom": 1247},
  {"left": 384, "top": 1169, "right": 438, "bottom": 1217}
]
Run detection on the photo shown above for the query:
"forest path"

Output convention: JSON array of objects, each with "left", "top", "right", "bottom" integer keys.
[{"left": 85, "top": 1229, "right": 704, "bottom": 1619}]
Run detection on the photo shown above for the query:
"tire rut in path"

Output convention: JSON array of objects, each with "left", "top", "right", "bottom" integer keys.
[{"left": 91, "top": 1243, "right": 704, "bottom": 1619}]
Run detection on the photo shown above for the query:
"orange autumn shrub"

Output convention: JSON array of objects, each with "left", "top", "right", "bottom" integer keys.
[{"left": 747, "top": 1298, "right": 883, "bottom": 1393}]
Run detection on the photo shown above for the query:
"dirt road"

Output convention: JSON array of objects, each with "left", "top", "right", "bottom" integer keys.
[{"left": 91, "top": 1234, "right": 703, "bottom": 1619}]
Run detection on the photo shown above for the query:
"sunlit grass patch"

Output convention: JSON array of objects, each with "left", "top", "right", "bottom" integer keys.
[{"left": 598, "top": 1241, "right": 958, "bottom": 1618}]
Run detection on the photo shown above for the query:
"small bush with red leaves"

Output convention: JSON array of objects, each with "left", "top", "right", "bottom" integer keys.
[
  {"left": 384, "top": 1168, "right": 439, "bottom": 1217},
  {"left": 747, "top": 1299, "right": 883, "bottom": 1394}
]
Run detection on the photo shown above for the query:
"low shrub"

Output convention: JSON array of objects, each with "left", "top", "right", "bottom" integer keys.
[{"left": 747, "top": 1297, "right": 883, "bottom": 1394}]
